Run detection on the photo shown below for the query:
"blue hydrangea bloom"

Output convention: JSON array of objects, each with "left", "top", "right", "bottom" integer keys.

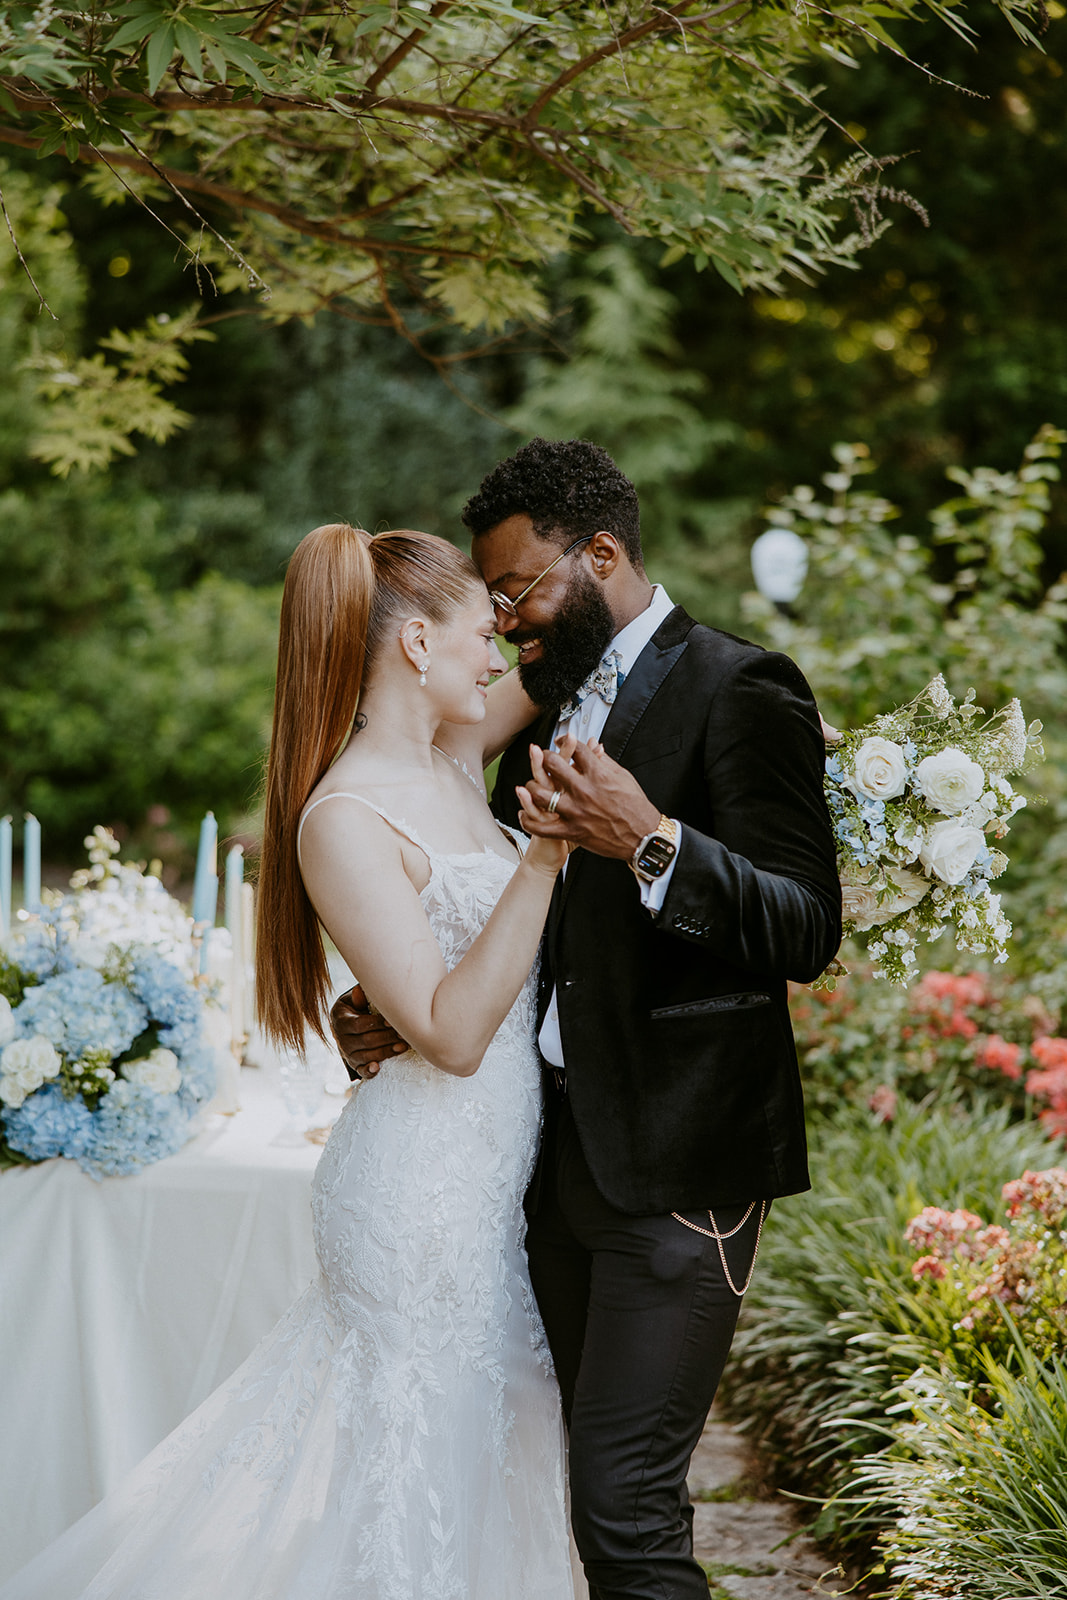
[
  {"left": 129, "top": 953, "right": 201, "bottom": 1040},
  {"left": 2, "top": 944, "right": 215, "bottom": 1177},
  {"left": 11, "top": 925, "right": 59, "bottom": 981},
  {"left": 14, "top": 968, "right": 147, "bottom": 1060},
  {"left": 84, "top": 1080, "right": 189, "bottom": 1178},
  {"left": 175, "top": 1039, "right": 216, "bottom": 1106},
  {"left": 3, "top": 1084, "right": 95, "bottom": 1162}
]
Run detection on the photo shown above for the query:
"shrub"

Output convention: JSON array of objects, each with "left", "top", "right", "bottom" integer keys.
[
  {"left": 790, "top": 967, "right": 1063, "bottom": 1123},
  {"left": 856, "top": 1348, "right": 1067, "bottom": 1598},
  {"left": 904, "top": 1168, "right": 1067, "bottom": 1377},
  {"left": 721, "top": 1099, "right": 1059, "bottom": 1547}
]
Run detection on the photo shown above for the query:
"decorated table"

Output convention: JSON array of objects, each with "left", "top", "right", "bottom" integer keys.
[{"left": 0, "top": 1050, "right": 347, "bottom": 1582}]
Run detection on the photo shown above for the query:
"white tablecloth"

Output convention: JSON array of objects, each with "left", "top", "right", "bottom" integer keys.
[{"left": 0, "top": 1060, "right": 332, "bottom": 1581}]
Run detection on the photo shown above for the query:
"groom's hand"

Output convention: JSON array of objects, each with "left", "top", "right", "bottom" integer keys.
[
  {"left": 517, "top": 741, "right": 660, "bottom": 860},
  {"left": 330, "top": 985, "right": 408, "bottom": 1082}
]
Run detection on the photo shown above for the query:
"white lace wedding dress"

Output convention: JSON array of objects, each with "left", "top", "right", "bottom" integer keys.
[{"left": 2, "top": 806, "right": 577, "bottom": 1600}]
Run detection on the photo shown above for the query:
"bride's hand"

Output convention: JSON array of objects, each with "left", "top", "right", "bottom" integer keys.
[{"left": 517, "top": 731, "right": 579, "bottom": 874}]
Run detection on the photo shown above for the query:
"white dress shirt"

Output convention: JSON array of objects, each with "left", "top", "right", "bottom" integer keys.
[{"left": 539, "top": 585, "right": 681, "bottom": 1069}]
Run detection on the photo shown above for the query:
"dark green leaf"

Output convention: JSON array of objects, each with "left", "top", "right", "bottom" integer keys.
[{"left": 145, "top": 21, "right": 177, "bottom": 93}]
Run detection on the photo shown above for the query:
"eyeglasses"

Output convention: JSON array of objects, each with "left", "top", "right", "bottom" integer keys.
[{"left": 488, "top": 536, "right": 592, "bottom": 619}]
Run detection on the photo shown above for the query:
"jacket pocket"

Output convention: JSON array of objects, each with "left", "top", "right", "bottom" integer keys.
[{"left": 650, "top": 992, "right": 772, "bottom": 1021}]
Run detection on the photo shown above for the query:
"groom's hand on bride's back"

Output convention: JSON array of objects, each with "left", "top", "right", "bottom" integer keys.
[{"left": 330, "top": 985, "right": 408, "bottom": 1082}]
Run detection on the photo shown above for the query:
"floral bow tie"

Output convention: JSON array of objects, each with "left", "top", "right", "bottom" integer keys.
[{"left": 557, "top": 650, "right": 625, "bottom": 723}]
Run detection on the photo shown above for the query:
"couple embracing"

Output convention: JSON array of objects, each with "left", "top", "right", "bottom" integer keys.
[{"left": 3, "top": 438, "right": 840, "bottom": 1600}]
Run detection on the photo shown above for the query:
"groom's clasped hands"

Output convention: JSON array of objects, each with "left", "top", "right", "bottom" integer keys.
[
  {"left": 331, "top": 733, "right": 663, "bottom": 1081},
  {"left": 518, "top": 736, "right": 662, "bottom": 861}
]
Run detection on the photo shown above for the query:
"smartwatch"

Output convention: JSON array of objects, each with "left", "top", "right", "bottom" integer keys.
[{"left": 630, "top": 815, "right": 679, "bottom": 881}]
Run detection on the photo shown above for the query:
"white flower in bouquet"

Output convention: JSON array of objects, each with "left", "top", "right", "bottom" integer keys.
[
  {"left": 913, "top": 747, "right": 985, "bottom": 815},
  {"left": 125, "top": 1048, "right": 182, "bottom": 1095},
  {"left": 841, "top": 866, "right": 929, "bottom": 931},
  {"left": 917, "top": 820, "right": 986, "bottom": 885},
  {"left": 822, "top": 677, "right": 1042, "bottom": 985},
  {"left": 0, "top": 1035, "right": 62, "bottom": 1108},
  {"left": 850, "top": 737, "right": 909, "bottom": 801},
  {"left": 35, "top": 827, "right": 199, "bottom": 978},
  {"left": 0, "top": 997, "right": 15, "bottom": 1049},
  {"left": 58, "top": 868, "right": 197, "bottom": 976}
]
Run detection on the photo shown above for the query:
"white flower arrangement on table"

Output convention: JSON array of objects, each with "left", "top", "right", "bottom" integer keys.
[
  {"left": 0, "top": 829, "right": 217, "bottom": 1178},
  {"left": 823, "top": 676, "right": 1042, "bottom": 985}
]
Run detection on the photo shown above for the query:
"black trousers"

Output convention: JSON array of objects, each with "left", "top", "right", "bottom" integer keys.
[{"left": 525, "top": 1085, "right": 765, "bottom": 1600}]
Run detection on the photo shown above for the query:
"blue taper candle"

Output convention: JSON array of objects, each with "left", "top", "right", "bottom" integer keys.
[
  {"left": 191, "top": 812, "right": 218, "bottom": 926},
  {"left": 0, "top": 815, "right": 11, "bottom": 938},
  {"left": 23, "top": 814, "right": 41, "bottom": 915}
]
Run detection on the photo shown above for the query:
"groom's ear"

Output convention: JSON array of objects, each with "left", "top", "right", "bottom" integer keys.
[{"left": 587, "top": 530, "right": 622, "bottom": 578}]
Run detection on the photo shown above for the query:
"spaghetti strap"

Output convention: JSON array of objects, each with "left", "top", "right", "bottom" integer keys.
[{"left": 296, "top": 792, "right": 434, "bottom": 869}]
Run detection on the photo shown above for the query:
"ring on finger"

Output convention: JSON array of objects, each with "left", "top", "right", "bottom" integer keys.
[{"left": 546, "top": 789, "right": 562, "bottom": 815}]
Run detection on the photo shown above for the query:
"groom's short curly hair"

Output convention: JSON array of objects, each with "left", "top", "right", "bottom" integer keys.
[{"left": 462, "top": 438, "right": 643, "bottom": 570}]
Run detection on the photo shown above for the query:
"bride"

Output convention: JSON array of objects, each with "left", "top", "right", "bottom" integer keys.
[{"left": 2, "top": 525, "right": 580, "bottom": 1600}]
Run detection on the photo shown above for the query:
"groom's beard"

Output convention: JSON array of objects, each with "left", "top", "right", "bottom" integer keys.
[{"left": 514, "top": 567, "right": 616, "bottom": 710}]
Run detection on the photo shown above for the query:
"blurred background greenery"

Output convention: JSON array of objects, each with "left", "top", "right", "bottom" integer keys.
[{"left": 0, "top": 11, "right": 1064, "bottom": 935}]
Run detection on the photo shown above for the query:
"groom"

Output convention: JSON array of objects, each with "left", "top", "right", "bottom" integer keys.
[{"left": 335, "top": 438, "right": 841, "bottom": 1599}]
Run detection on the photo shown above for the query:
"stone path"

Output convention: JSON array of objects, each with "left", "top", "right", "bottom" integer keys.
[{"left": 688, "top": 1412, "right": 850, "bottom": 1600}]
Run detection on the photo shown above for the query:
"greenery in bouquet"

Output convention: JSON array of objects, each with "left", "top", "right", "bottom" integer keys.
[
  {"left": 0, "top": 830, "right": 216, "bottom": 1178},
  {"left": 823, "top": 675, "right": 1042, "bottom": 984}
]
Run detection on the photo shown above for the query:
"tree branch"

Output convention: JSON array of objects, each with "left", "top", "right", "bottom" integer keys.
[
  {"left": 519, "top": 0, "right": 748, "bottom": 130},
  {"left": 527, "top": 132, "right": 632, "bottom": 228},
  {"left": 0, "top": 125, "right": 487, "bottom": 261},
  {"left": 365, "top": 0, "right": 455, "bottom": 94},
  {"left": 0, "top": 179, "right": 57, "bottom": 317}
]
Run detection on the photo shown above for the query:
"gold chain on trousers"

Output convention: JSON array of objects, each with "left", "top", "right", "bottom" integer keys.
[{"left": 669, "top": 1199, "right": 767, "bottom": 1297}]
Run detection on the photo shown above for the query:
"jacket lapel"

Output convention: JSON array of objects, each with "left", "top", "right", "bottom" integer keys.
[
  {"left": 600, "top": 606, "right": 692, "bottom": 763},
  {"left": 552, "top": 606, "right": 693, "bottom": 920}
]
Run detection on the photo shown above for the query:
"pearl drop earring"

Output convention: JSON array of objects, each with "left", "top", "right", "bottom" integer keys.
[{"left": 419, "top": 659, "right": 429, "bottom": 687}]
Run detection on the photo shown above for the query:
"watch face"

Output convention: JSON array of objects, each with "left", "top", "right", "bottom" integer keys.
[{"left": 636, "top": 837, "right": 677, "bottom": 877}]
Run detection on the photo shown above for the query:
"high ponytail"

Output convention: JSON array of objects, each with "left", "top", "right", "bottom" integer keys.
[{"left": 256, "top": 524, "right": 482, "bottom": 1050}]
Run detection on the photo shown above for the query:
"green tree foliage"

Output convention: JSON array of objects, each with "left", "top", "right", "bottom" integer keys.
[
  {"left": 0, "top": 164, "right": 279, "bottom": 858},
  {"left": 0, "top": 0, "right": 1049, "bottom": 465},
  {"left": 509, "top": 244, "right": 750, "bottom": 626},
  {"left": 0, "top": 474, "right": 281, "bottom": 857},
  {"left": 658, "top": 9, "right": 1067, "bottom": 546}
]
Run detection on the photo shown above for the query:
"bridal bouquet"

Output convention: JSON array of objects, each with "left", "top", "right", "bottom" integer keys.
[
  {"left": 824, "top": 676, "right": 1042, "bottom": 985},
  {"left": 0, "top": 829, "right": 218, "bottom": 1177}
]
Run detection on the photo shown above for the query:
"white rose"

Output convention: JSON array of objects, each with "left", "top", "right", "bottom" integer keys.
[
  {"left": 1, "top": 1035, "right": 62, "bottom": 1094},
  {"left": 841, "top": 867, "right": 930, "bottom": 931},
  {"left": 850, "top": 736, "right": 908, "bottom": 801},
  {"left": 914, "top": 747, "right": 985, "bottom": 815},
  {"left": 840, "top": 876, "right": 882, "bottom": 930},
  {"left": 0, "top": 997, "right": 15, "bottom": 1049},
  {"left": 918, "top": 820, "right": 986, "bottom": 885},
  {"left": 0, "top": 1078, "right": 26, "bottom": 1108},
  {"left": 125, "top": 1047, "right": 182, "bottom": 1095}
]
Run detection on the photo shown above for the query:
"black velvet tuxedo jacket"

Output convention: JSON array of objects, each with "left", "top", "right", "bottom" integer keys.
[{"left": 492, "top": 606, "right": 842, "bottom": 1216}]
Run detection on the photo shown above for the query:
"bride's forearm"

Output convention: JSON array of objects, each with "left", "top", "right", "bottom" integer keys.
[{"left": 414, "top": 856, "right": 557, "bottom": 1076}]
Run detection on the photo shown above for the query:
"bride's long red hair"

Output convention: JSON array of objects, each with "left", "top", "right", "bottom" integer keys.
[{"left": 256, "top": 523, "right": 482, "bottom": 1050}]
